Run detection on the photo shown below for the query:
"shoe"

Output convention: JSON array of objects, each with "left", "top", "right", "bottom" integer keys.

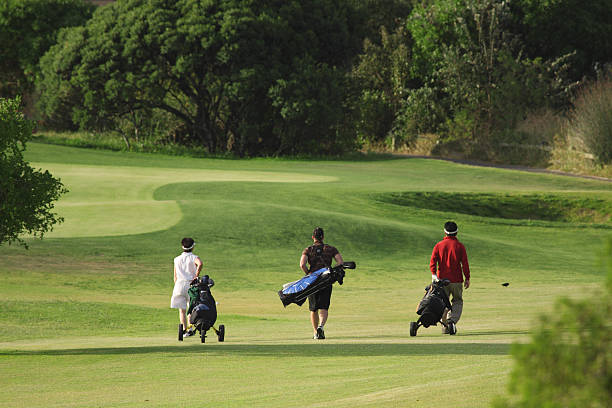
[
  {"left": 442, "top": 320, "right": 455, "bottom": 334},
  {"left": 316, "top": 326, "right": 325, "bottom": 340},
  {"left": 183, "top": 328, "right": 195, "bottom": 337}
]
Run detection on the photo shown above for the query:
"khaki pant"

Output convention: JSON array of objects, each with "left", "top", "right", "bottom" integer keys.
[{"left": 442, "top": 282, "right": 463, "bottom": 324}]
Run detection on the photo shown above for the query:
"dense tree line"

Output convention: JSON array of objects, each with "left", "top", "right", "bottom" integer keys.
[
  {"left": 0, "top": 0, "right": 94, "bottom": 99},
  {"left": 3, "top": 0, "right": 612, "bottom": 159}
]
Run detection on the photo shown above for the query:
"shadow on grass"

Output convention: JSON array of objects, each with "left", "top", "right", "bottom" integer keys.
[
  {"left": 1, "top": 342, "right": 509, "bottom": 357},
  {"left": 463, "top": 330, "right": 530, "bottom": 337}
]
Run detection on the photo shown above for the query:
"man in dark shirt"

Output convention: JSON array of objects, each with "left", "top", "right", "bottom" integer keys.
[
  {"left": 300, "top": 227, "right": 344, "bottom": 339},
  {"left": 430, "top": 221, "right": 471, "bottom": 333}
]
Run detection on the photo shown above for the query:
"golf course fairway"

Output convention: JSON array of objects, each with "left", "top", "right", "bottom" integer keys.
[{"left": 1, "top": 142, "right": 610, "bottom": 408}]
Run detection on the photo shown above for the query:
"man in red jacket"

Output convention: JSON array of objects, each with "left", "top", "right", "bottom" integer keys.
[{"left": 430, "top": 221, "right": 470, "bottom": 333}]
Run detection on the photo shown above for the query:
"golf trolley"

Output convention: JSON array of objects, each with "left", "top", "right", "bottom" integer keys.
[
  {"left": 179, "top": 275, "right": 225, "bottom": 343},
  {"left": 409, "top": 278, "right": 456, "bottom": 336}
]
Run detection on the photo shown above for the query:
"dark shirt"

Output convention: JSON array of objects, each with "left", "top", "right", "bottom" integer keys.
[{"left": 302, "top": 240, "right": 339, "bottom": 273}]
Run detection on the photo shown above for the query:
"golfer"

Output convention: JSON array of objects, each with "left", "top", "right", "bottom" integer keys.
[
  {"left": 171, "top": 237, "right": 202, "bottom": 337},
  {"left": 300, "top": 227, "right": 344, "bottom": 339},
  {"left": 429, "top": 221, "right": 470, "bottom": 333}
]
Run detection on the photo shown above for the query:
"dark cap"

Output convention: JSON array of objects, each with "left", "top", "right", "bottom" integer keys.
[
  {"left": 444, "top": 221, "right": 458, "bottom": 236},
  {"left": 181, "top": 237, "right": 195, "bottom": 251}
]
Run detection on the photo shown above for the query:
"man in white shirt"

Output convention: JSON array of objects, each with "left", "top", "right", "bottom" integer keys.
[{"left": 171, "top": 237, "right": 203, "bottom": 337}]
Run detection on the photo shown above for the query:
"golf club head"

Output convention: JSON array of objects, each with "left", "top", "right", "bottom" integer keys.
[{"left": 342, "top": 261, "right": 356, "bottom": 269}]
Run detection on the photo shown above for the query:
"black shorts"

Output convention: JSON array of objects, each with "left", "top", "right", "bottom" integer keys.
[{"left": 308, "top": 285, "right": 332, "bottom": 311}]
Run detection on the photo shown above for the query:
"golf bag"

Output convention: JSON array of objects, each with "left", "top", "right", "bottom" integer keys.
[
  {"left": 410, "top": 278, "right": 455, "bottom": 336},
  {"left": 188, "top": 275, "right": 217, "bottom": 331},
  {"left": 179, "top": 275, "right": 225, "bottom": 343},
  {"left": 278, "top": 261, "right": 356, "bottom": 307}
]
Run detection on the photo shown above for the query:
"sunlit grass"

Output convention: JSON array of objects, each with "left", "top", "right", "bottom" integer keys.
[{"left": 0, "top": 142, "right": 610, "bottom": 407}]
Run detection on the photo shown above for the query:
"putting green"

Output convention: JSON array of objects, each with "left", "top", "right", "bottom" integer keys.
[{"left": 33, "top": 163, "right": 336, "bottom": 238}]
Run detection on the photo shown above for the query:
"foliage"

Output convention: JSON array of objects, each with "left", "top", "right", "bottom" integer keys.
[
  {"left": 353, "top": 25, "right": 415, "bottom": 149},
  {"left": 268, "top": 58, "right": 358, "bottom": 155},
  {"left": 36, "top": 26, "right": 87, "bottom": 130},
  {"left": 493, "top": 239, "right": 612, "bottom": 408},
  {"left": 407, "top": 0, "right": 573, "bottom": 159},
  {"left": 25, "top": 0, "right": 612, "bottom": 163},
  {"left": 566, "top": 77, "right": 612, "bottom": 165},
  {"left": 0, "top": 97, "right": 67, "bottom": 247},
  {"left": 348, "top": 0, "right": 414, "bottom": 46},
  {"left": 0, "top": 0, "right": 93, "bottom": 98},
  {"left": 512, "top": 0, "right": 612, "bottom": 81},
  {"left": 36, "top": 0, "right": 362, "bottom": 157}
]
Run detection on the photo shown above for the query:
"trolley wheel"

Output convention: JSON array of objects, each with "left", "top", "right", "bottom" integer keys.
[
  {"left": 218, "top": 324, "right": 225, "bottom": 342},
  {"left": 201, "top": 330, "right": 206, "bottom": 343},
  {"left": 448, "top": 322, "right": 456, "bottom": 335},
  {"left": 409, "top": 322, "right": 418, "bottom": 337},
  {"left": 178, "top": 324, "right": 184, "bottom": 341}
]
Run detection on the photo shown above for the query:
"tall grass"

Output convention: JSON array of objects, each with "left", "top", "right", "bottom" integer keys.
[
  {"left": 567, "top": 77, "right": 612, "bottom": 164},
  {"left": 33, "top": 130, "right": 213, "bottom": 158}
]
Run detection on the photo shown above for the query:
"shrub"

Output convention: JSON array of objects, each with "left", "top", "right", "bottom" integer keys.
[{"left": 566, "top": 77, "right": 612, "bottom": 164}]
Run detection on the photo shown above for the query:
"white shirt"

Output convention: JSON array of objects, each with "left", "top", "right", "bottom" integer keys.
[{"left": 174, "top": 252, "right": 200, "bottom": 282}]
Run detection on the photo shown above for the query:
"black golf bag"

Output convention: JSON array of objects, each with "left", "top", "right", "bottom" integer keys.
[
  {"left": 278, "top": 261, "right": 356, "bottom": 307},
  {"left": 410, "top": 278, "right": 455, "bottom": 336},
  {"left": 178, "top": 275, "right": 225, "bottom": 343}
]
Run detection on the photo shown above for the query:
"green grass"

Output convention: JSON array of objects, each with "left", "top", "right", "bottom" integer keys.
[
  {"left": 0, "top": 142, "right": 611, "bottom": 407},
  {"left": 376, "top": 191, "right": 612, "bottom": 224}
]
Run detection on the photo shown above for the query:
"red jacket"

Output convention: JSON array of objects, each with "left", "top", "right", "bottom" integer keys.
[{"left": 430, "top": 236, "right": 470, "bottom": 283}]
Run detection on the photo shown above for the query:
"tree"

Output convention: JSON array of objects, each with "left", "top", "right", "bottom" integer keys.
[
  {"left": 0, "top": 0, "right": 93, "bottom": 98},
  {"left": 353, "top": 25, "right": 414, "bottom": 149},
  {"left": 407, "top": 0, "right": 573, "bottom": 159},
  {"left": 512, "top": 0, "right": 612, "bottom": 81},
  {"left": 0, "top": 96, "right": 67, "bottom": 247},
  {"left": 37, "top": 0, "right": 362, "bottom": 156},
  {"left": 348, "top": 0, "right": 414, "bottom": 45},
  {"left": 493, "top": 238, "right": 612, "bottom": 408},
  {"left": 36, "top": 25, "right": 87, "bottom": 130},
  {"left": 268, "top": 57, "right": 358, "bottom": 155}
]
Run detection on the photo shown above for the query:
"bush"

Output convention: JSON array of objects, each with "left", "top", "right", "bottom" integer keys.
[{"left": 566, "top": 78, "right": 612, "bottom": 164}]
